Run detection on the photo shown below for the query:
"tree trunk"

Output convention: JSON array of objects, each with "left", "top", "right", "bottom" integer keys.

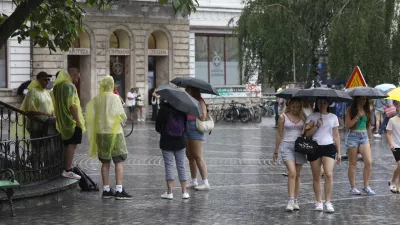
[{"left": 0, "top": 0, "right": 44, "bottom": 49}]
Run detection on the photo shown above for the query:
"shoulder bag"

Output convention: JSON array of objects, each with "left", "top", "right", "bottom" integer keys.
[
  {"left": 196, "top": 113, "right": 214, "bottom": 133},
  {"left": 294, "top": 136, "right": 317, "bottom": 155}
]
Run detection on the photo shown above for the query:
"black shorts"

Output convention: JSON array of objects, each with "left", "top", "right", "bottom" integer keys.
[
  {"left": 393, "top": 148, "right": 400, "bottom": 162},
  {"left": 307, "top": 144, "right": 337, "bottom": 162},
  {"left": 128, "top": 106, "right": 135, "bottom": 113},
  {"left": 99, "top": 154, "right": 127, "bottom": 164},
  {"left": 63, "top": 127, "right": 82, "bottom": 146}
]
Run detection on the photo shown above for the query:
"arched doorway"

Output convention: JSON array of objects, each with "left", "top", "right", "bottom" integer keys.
[
  {"left": 147, "top": 30, "right": 169, "bottom": 104},
  {"left": 67, "top": 29, "right": 91, "bottom": 106},
  {"left": 109, "top": 29, "right": 130, "bottom": 100}
]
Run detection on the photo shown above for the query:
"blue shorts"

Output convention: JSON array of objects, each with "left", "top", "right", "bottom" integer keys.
[
  {"left": 346, "top": 131, "right": 369, "bottom": 148},
  {"left": 186, "top": 120, "right": 205, "bottom": 141}
]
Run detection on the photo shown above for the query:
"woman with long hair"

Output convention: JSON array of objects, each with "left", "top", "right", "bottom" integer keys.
[
  {"left": 273, "top": 98, "right": 307, "bottom": 211},
  {"left": 345, "top": 96, "right": 375, "bottom": 195},
  {"left": 185, "top": 86, "right": 210, "bottom": 191},
  {"left": 305, "top": 98, "right": 341, "bottom": 213}
]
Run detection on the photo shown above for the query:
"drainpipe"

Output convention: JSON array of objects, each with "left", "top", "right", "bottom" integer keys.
[{"left": 30, "top": 23, "right": 33, "bottom": 80}]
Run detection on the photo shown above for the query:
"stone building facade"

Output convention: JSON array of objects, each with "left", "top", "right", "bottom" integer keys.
[{"left": 32, "top": 0, "right": 190, "bottom": 108}]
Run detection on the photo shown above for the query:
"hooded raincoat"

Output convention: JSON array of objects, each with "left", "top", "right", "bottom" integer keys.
[
  {"left": 52, "top": 70, "right": 85, "bottom": 140},
  {"left": 86, "top": 76, "right": 128, "bottom": 160}
]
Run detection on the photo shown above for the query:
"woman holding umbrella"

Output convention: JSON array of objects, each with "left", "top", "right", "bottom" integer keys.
[
  {"left": 344, "top": 87, "right": 387, "bottom": 196},
  {"left": 185, "top": 86, "right": 210, "bottom": 191},
  {"left": 345, "top": 96, "right": 375, "bottom": 195}
]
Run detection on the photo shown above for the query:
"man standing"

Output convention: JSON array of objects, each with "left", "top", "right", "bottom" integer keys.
[
  {"left": 386, "top": 102, "right": 400, "bottom": 193},
  {"left": 53, "top": 68, "right": 85, "bottom": 180},
  {"left": 86, "top": 76, "right": 133, "bottom": 199},
  {"left": 126, "top": 87, "right": 137, "bottom": 121}
]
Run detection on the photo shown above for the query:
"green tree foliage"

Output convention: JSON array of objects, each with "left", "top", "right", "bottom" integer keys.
[
  {"left": 0, "top": 0, "right": 198, "bottom": 52},
  {"left": 236, "top": 0, "right": 400, "bottom": 88}
]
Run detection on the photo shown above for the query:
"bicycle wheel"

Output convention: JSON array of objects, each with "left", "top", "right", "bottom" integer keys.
[
  {"left": 225, "top": 109, "right": 237, "bottom": 122},
  {"left": 254, "top": 111, "right": 262, "bottom": 123},
  {"left": 215, "top": 110, "right": 224, "bottom": 123},
  {"left": 267, "top": 108, "right": 275, "bottom": 117},
  {"left": 261, "top": 107, "right": 267, "bottom": 117},
  {"left": 123, "top": 119, "right": 134, "bottom": 137},
  {"left": 240, "top": 108, "right": 251, "bottom": 123}
]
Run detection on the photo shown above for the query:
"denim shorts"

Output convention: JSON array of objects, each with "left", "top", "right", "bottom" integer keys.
[
  {"left": 186, "top": 120, "right": 205, "bottom": 141},
  {"left": 346, "top": 131, "right": 369, "bottom": 148}
]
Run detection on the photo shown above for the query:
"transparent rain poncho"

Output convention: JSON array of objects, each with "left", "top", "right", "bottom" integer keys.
[
  {"left": 85, "top": 75, "right": 128, "bottom": 159},
  {"left": 52, "top": 70, "right": 85, "bottom": 140}
]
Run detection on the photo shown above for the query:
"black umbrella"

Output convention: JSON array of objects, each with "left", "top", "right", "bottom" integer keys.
[
  {"left": 275, "top": 88, "right": 300, "bottom": 99},
  {"left": 345, "top": 86, "right": 388, "bottom": 99},
  {"left": 292, "top": 88, "right": 353, "bottom": 103},
  {"left": 170, "top": 77, "right": 219, "bottom": 96},
  {"left": 156, "top": 84, "right": 201, "bottom": 117}
]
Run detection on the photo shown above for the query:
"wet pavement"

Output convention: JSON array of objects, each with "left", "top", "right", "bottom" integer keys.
[{"left": 1, "top": 118, "right": 400, "bottom": 224}]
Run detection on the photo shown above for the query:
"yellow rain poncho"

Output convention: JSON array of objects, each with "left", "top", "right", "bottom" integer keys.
[
  {"left": 12, "top": 79, "right": 54, "bottom": 139},
  {"left": 52, "top": 70, "right": 85, "bottom": 140},
  {"left": 86, "top": 75, "right": 128, "bottom": 159}
]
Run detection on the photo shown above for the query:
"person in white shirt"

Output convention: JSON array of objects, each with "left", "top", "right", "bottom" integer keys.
[
  {"left": 386, "top": 102, "right": 400, "bottom": 193},
  {"left": 126, "top": 88, "right": 137, "bottom": 121},
  {"left": 305, "top": 98, "right": 341, "bottom": 213}
]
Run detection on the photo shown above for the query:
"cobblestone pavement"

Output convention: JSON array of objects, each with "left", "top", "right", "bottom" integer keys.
[{"left": 2, "top": 118, "right": 400, "bottom": 224}]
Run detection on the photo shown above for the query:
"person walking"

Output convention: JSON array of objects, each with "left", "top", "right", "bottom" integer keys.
[
  {"left": 273, "top": 98, "right": 307, "bottom": 211},
  {"left": 126, "top": 88, "right": 137, "bottom": 121},
  {"left": 275, "top": 84, "right": 286, "bottom": 128},
  {"left": 136, "top": 89, "right": 145, "bottom": 121},
  {"left": 373, "top": 98, "right": 384, "bottom": 137},
  {"left": 374, "top": 99, "right": 393, "bottom": 138},
  {"left": 86, "top": 76, "right": 132, "bottom": 200},
  {"left": 52, "top": 68, "right": 85, "bottom": 180},
  {"left": 305, "top": 98, "right": 341, "bottom": 213},
  {"left": 185, "top": 86, "right": 210, "bottom": 191},
  {"left": 345, "top": 96, "right": 375, "bottom": 195},
  {"left": 386, "top": 102, "right": 400, "bottom": 193},
  {"left": 155, "top": 99, "right": 190, "bottom": 199},
  {"left": 151, "top": 90, "right": 160, "bottom": 121}
]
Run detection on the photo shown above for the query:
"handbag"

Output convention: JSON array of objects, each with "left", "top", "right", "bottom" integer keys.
[
  {"left": 196, "top": 113, "right": 214, "bottom": 133},
  {"left": 294, "top": 136, "right": 317, "bottom": 155},
  {"left": 384, "top": 105, "right": 396, "bottom": 118}
]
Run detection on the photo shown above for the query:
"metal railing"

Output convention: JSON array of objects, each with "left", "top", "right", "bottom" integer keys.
[{"left": 0, "top": 101, "right": 64, "bottom": 186}]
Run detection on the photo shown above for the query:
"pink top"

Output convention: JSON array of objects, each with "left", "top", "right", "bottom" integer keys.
[{"left": 187, "top": 97, "right": 204, "bottom": 121}]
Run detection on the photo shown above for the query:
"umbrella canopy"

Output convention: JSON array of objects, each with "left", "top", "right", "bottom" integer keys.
[
  {"left": 375, "top": 83, "right": 396, "bottom": 91},
  {"left": 345, "top": 87, "right": 388, "bottom": 99},
  {"left": 387, "top": 87, "right": 400, "bottom": 102},
  {"left": 156, "top": 84, "right": 201, "bottom": 117},
  {"left": 292, "top": 88, "right": 353, "bottom": 103},
  {"left": 275, "top": 88, "right": 300, "bottom": 99},
  {"left": 170, "top": 77, "right": 219, "bottom": 96}
]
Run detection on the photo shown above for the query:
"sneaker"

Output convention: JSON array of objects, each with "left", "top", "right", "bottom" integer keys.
[
  {"left": 350, "top": 187, "right": 361, "bottom": 195},
  {"left": 362, "top": 186, "right": 376, "bottom": 195},
  {"left": 325, "top": 201, "right": 334, "bottom": 213},
  {"left": 286, "top": 200, "right": 295, "bottom": 211},
  {"left": 282, "top": 171, "right": 289, "bottom": 177},
  {"left": 373, "top": 133, "right": 381, "bottom": 138},
  {"left": 115, "top": 189, "right": 133, "bottom": 200},
  {"left": 102, "top": 188, "right": 116, "bottom": 199},
  {"left": 195, "top": 184, "right": 211, "bottom": 191},
  {"left": 315, "top": 202, "right": 323, "bottom": 211},
  {"left": 186, "top": 182, "right": 198, "bottom": 189},
  {"left": 182, "top": 192, "right": 190, "bottom": 199},
  {"left": 62, "top": 170, "right": 81, "bottom": 180},
  {"left": 293, "top": 200, "right": 300, "bottom": 210},
  {"left": 389, "top": 181, "right": 397, "bottom": 193},
  {"left": 161, "top": 192, "right": 173, "bottom": 200},
  {"left": 137, "top": 119, "right": 141, "bottom": 122}
]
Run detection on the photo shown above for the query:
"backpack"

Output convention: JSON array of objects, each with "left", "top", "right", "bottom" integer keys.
[
  {"left": 163, "top": 109, "right": 185, "bottom": 137},
  {"left": 72, "top": 166, "right": 99, "bottom": 192}
]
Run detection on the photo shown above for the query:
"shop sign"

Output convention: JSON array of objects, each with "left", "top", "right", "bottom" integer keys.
[
  {"left": 203, "top": 84, "right": 262, "bottom": 98},
  {"left": 109, "top": 48, "right": 130, "bottom": 55},
  {"left": 68, "top": 48, "right": 90, "bottom": 55},
  {"left": 148, "top": 49, "right": 168, "bottom": 56}
]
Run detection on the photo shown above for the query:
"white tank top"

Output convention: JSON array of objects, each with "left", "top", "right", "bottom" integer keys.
[{"left": 283, "top": 113, "right": 304, "bottom": 142}]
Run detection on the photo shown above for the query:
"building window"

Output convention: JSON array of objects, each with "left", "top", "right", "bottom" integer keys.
[
  {"left": 195, "top": 34, "right": 240, "bottom": 85},
  {"left": 0, "top": 45, "right": 6, "bottom": 88},
  {"left": 110, "top": 32, "right": 119, "bottom": 48}
]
